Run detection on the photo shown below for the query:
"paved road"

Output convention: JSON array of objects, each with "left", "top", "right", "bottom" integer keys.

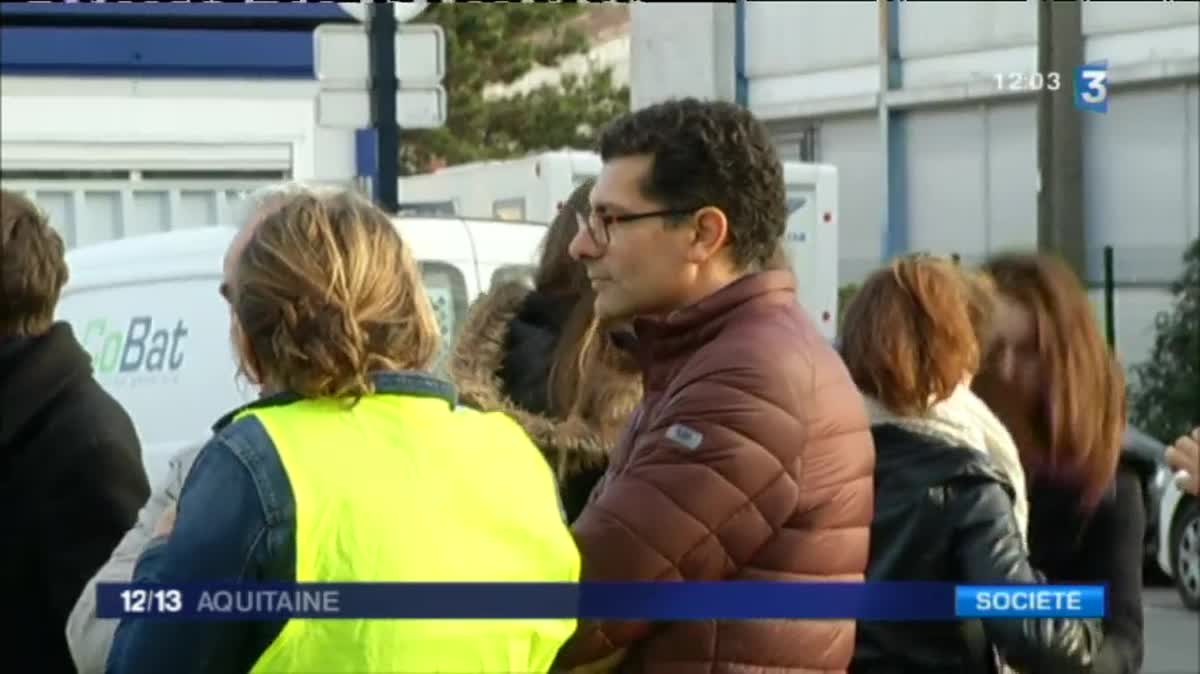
[{"left": 1143, "top": 587, "right": 1198, "bottom": 674}]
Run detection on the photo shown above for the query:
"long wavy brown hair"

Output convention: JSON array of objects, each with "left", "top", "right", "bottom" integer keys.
[
  {"left": 972, "top": 253, "right": 1126, "bottom": 508},
  {"left": 231, "top": 187, "right": 440, "bottom": 400},
  {"left": 537, "top": 179, "right": 640, "bottom": 448}
]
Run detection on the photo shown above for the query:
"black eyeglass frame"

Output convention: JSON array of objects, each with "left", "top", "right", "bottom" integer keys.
[{"left": 576, "top": 207, "right": 701, "bottom": 250}]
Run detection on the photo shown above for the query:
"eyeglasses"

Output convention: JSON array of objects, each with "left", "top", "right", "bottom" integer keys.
[{"left": 575, "top": 208, "right": 700, "bottom": 251}]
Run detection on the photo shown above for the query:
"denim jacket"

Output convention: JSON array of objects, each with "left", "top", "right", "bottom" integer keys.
[{"left": 106, "top": 372, "right": 458, "bottom": 674}]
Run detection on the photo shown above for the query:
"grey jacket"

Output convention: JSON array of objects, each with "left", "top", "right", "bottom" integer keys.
[{"left": 65, "top": 443, "right": 203, "bottom": 674}]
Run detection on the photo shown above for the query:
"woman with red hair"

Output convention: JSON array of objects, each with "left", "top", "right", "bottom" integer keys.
[
  {"left": 843, "top": 254, "right": 1101, "bottom": 674},
  {"left": 973, "top": 253, "right": 1143, "bottom": 674}
]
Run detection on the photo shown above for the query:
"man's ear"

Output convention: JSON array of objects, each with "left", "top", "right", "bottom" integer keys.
[{"left": 685, "top": 206, "right": 730, "bottom": 263}]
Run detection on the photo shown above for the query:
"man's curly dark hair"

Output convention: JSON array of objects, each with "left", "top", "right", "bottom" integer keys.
[{"left": 597, "top": 98, "right": 787, "bottom": 270}]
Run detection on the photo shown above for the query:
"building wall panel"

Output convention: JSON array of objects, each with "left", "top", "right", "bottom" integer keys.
[
  {"left": 745, "top": 2, "right": 877, "bottom": 76},
  {"left": 0, "top": 76, "right": 320, "bottom": 178},
  {"left": 903, "top": 107, "right": 988, "bottom": 261},
  {"left": 984, "top": 102, "right": 1038, "bottom": 253},
  {"left": 898, "top": 2, "right": 1036, "bottom": 59},
  {"left": 1083, "top": 84, "right": 1197, "bottom": 284},
  {"left": 630, "top": 3, "right": 731, "bottom": 110},
  {"left": 1082, "top": 1, "right": 1200, "bottom": 37},
  {"left": 813, "top": 114, "right": 883, "bottom": 283}
]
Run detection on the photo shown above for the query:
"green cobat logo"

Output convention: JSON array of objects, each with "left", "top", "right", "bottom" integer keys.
[{"left": 81, "top": 317, "right": 189, "bottom": 373}]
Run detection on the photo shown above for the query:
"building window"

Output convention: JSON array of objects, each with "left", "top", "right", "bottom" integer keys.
[{"left": 774, "top": 125, "right": 820, "bottom": 163}]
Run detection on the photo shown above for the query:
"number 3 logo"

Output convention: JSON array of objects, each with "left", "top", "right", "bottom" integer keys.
[
  {"left": 1080, "top": 71, "right": 1108, "bottom": 103},
  {"left": 1075, "top": 61, "right": 1110, "bottom": 113}
]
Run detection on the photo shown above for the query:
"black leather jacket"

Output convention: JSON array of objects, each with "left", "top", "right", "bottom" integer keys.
[{"left": 851, "top": 425, "right": 1103, "bottom": 674}]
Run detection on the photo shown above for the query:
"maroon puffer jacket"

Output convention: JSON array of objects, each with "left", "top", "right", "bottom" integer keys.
[{"left": 554, "top": 271, "right": 875, "bottom": 674}]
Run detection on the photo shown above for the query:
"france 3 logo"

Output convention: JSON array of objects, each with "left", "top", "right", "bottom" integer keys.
[{"left": 1075, "top": 61, "right": 1109, "bottom": 114}]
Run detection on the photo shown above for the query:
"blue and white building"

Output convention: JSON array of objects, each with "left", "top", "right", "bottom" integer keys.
[
  {"left": 630, "top": 1, "right": 1199, "bottom": 366},
  {"left": 0, "top": 3, "right": 369, "bottom": 244}
]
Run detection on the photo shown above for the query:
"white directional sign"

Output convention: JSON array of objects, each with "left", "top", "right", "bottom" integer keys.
[
  {"left": 317, "top": 87, "right": 448, "bottom": 130},
  {"left": 315, "top": 23, "right": 445, "bottom": 86},
  {"left": 339, "top": 1, "right": 428, "bottom": 25}
]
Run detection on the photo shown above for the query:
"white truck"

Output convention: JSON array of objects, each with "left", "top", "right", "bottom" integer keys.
[
  {"left": 397, "top": 150, "right": 601, "bottom": 224},
  {"left": 781, "top": 161, "right": 840, "bottom": 341},
  {"left": 398, "top": 150, "right": 841, "bottom": 339}
]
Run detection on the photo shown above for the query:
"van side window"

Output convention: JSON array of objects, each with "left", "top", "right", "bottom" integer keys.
[
  {"left": 492, "top": 198, "right": 526, "bottom": 222},
  {"left": 490, "top": 265, "right": 536, "bottom": 291},
  {"left": 398, "top": 201, "right": 456, "bottom": 217},
  {"left": 418, "top": 261, "right": 469, "bottom": 374}
]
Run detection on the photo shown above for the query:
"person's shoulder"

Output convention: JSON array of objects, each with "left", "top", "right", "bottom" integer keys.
[
  {"left": 874, "top": 425, "right": 1012, "bottom": 493},
  {"left": 194, "top": 415, "right": 294, "bottom": 519},
  {"left": 451, "top": 403, "right": 538, "bottom": 447},
  {"left": 211, "top": 412, "right": 284, "bottom": 464},
  {"left": 1110, "top": 462, "right": 1145, "bottom": 508},
  {"left": 697, "top": 302, "right": 826, "bottom": 374},
  {"left": 43, "top": 375, "right": 139, "bottom": 455},
  {"left": 687, "top": 303, "right": 859, "bottom": 419}
]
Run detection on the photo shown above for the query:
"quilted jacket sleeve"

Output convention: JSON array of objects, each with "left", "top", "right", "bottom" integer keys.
[{"left": 554, "top": 375, "right": 802, "bottom": 668}]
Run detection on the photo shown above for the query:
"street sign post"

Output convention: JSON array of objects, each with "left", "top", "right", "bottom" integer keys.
[
  {"left": 314, "top": 15, "right": 447, "bottom": 211},
  {"left": 313, "top": 22, "right": 447, "bottom": 130},
  {"left": 315, "top": 23, "right": 446, "bottom": 87},
  {"left": 316, "top": 87, "right": 448, "bottom": 130},
  {"left": 339, "top": 1, "right": 428, "bottom": 25}
]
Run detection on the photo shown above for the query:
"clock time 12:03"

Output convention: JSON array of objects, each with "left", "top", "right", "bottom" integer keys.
[{"left": 993, "top": 72, "right": 1062, "bottom": 93}]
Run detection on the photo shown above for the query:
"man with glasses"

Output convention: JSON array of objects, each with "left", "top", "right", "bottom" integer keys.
[{"left": 554, "top": 99, "right": 875, "bottom": 673}]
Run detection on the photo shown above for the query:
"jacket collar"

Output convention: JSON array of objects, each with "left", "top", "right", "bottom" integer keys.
[
  {"left": 447, "top": 281, "right": 641, "bottom": 475},
  {"left": 0, "top": 322, "right": 94, "bottom": 447},
  {"left": 863, "top": 385, "right": 1030, "bottom": 543},
  {"left": 211, "top": 370, "right": 457, "bottom": 432},
  {"left": 631, "top": 270, "right": 797, "bottom": 381}
]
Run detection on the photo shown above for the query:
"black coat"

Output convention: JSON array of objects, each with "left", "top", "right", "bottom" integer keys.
[
  {"left": 1026, "top": 462, "right": 1146, "bottom": 674},
  {"left": 851, "top": 424, "right": 1103, "bottom": 674},
  {"left": 0, "top": 323, "right": 150, "bottom": 673}
]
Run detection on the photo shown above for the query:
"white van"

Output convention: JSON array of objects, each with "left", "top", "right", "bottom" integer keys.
[
  {"left": 781, "top": 162, "right": 839, "bottom": 341},
  {"left": 399, "top": 152, "right": 841, "bottom": 339},
  {"left": 55, "top": 217, "right": 546, "bottom": 489},
  {"left": 397, "top": 149, "right": 601, "bottom": 224}
]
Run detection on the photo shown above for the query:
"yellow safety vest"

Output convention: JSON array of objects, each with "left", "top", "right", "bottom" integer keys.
[{"left": 242, "top": 393, "right": 580, "bottom": 674}]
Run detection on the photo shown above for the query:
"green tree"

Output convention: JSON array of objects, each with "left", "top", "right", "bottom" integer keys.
[
  {"left": 401, "top": 3, "right": 630, "bottom": 174},
  {"left": 1130, "top": 237, "right": 1200, "bottom": 442}
]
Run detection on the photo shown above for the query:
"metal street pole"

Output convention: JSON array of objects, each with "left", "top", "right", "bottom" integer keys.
[
  {"left": 369, "top": 3, "right": 399, "bottom": 213},
  {"left": 1036, "top": 0, "right": 1085, "bottom": 277}
]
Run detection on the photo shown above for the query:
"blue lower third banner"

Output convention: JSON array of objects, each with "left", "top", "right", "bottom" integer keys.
[{"left": 97, "top": 582, "right": 1106, "bottom": 621}]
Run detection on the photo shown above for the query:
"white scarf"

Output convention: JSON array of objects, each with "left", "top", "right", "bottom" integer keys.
[{"left": 863, "top": 384, "right": 1029, "bottom": 545}]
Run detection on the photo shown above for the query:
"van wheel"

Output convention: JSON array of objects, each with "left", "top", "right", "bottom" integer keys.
[{"left": 1171, "top": 499, "right": 1200, "bottom": 611}]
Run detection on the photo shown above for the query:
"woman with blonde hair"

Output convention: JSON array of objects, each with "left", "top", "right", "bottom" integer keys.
[
  {"left": 972, "top": 252, "right": 1144, "bottom": 674},
  {"left": 843, "top": 254, "right": 1102, "bottom": 674},
  {"left": 450, "top": 178, "right": 642, "bottom": 522},
  {"left": 107, "top": 187, "right": 581, "bottom": 674}
]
